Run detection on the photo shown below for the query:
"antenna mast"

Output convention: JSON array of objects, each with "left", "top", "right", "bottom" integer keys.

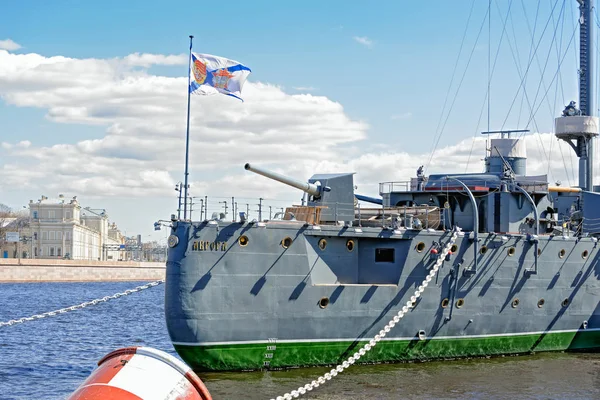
[{"left": 555, "top": 0, "right": 598, "bottom": 191}]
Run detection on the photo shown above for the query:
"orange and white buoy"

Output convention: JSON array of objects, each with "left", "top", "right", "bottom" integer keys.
[{"left": 68, "top": 347, "right": 212, "bottom": 400}]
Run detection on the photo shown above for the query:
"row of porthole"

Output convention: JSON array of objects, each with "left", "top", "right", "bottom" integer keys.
[
  {"left": 318, "top": 238, "right": 355, "bottom": 252},
  {"left": 440, "top": 297, "right": 570, "bottom": 309},
  {"left": 416, "top": 240, "right": 591, "bottom": 260},
  {"left": 238, "top": 235, "right": 294, "bottom": 248},
  {"left": 318, "top": 296, "right": 571, "bottom": 310},
  {"left": 239, "top": 236, "right": 591, "bottom": 260},
  {"left": 479, "top": 245, "right": 590, "bottom": 259},
  {"left": 416, "top": 242, "right": 458, "bottom": 253},
  {"left": 238, "top": 236, "right": 358, "bottom": 252}
]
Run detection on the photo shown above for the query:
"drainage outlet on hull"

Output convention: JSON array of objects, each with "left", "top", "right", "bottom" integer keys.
[{"left": 418, "top": 330, "right": 426, "bottom": 341}]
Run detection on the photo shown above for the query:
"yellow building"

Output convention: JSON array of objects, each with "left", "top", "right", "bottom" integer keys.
[{"left": 28, "top": 195, "right": 125, "bottom": 260}]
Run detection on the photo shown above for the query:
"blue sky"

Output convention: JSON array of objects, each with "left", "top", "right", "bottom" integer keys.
[{"left": 0, "top": 0, "right": 587, "bottom": 240}]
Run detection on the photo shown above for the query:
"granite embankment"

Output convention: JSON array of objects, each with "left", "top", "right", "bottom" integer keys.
[{"left": 0, "top": 259, "right": 165, "bottom": 282}]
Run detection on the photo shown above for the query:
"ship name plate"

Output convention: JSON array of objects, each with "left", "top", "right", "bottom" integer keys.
[{"left": 192, "top": 240, "right": 227, "bottom": 251}]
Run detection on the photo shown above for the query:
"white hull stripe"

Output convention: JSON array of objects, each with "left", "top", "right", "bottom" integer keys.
[{"left": 172, "top": 327, "right": 600, "bottom": 347}]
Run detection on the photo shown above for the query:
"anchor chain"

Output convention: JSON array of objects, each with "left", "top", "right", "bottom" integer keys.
[
  {"left": 271, "top": 228, "right": 461, "bottom": 400},
  {"left": 0, "top": 279, "right": 165, "bottom": 328}
]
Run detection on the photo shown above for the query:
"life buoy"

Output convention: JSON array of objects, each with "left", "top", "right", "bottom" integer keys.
[{"left": 68, "top": 347, "right": 212, "bottom": 400}]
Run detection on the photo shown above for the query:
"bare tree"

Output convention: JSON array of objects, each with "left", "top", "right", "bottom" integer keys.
[
  {"left": 0, "top": 204, "right": 30, "bottom": 258},
  {"left": 0, "top": 203, "right": 14, "bottom": 253}
]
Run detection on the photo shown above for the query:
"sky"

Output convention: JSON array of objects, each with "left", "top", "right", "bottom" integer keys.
[{"left": 0, "top": 0, "right": 592, "bottom": 242}]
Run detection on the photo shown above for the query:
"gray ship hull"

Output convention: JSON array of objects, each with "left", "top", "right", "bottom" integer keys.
[{"left": 165, "top": 220, "right": 600, "bottom": 371}]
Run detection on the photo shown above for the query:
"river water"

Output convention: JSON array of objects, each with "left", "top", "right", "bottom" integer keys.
[{"left": 0, "top": 282, "right": 599, "bottom": 400}]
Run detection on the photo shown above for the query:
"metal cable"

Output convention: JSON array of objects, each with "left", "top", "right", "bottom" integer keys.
[
  {"left": 271, "top": 228, "right": 461, "bottom": 400},
  {"left": 0, "top": 280, "right": 165, "bottom": 328},
  {"left": 426, "top": 7, "right": 490, "bottom": 172}
]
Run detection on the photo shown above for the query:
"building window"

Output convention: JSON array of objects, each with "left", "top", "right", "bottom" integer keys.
[
  {"left": 50, "top": 231, "right": 55, "bottom": 240},
  {"left": 42, "top": 231, "right": 48, "bottom": 240},
  {"left": 33, "top": 211, "right": 38, "bottom": 219},
  {"left": 49, "top": 210, "right": 55, "bottom": 219},
  {"left": 66, "top": 211, "right": 71, "bottom": 219},
  {"left": 50, "top": 247, "right": 55, "bottom": 256},
  {"left": 34, "top": 247, "right": 37, "bottom": 256},
  {"left": 57, "top": 247, "right": 62, "bottom": 257},
  {"left": 66, "top": 232, "right": 71, "bottom": 240},
  {"left": 33, "top": 232, "right": 38, "bottom": 240},
  {"left": 57, "top": 232, "right": 62, "bottom": 240},
  {"left": 39, "top": 247, "right": 43, "bottom": 256},
  {"left": 375, "top": 248, "right": 395, "bottom": 263}
]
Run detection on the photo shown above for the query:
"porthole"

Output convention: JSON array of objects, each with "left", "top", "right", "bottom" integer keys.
[
  {"left": 559, "top": 249, "right": 566, "bottom": 258},
  {"left": 318, "top": 297, "right": 330, "bottom": 309},
  {"left": 281, "top": 237, "right": 293, "bottom": 249},
  {"left": 239, "top": 235, "right": 249, "bottom": 247},
  {"left": 508, "top": 247, "right": 516, "bottom": 256},
  {"left": 346, "top": 239, "right": 355, "bottom": 252},
  {"left": 318, "top": 238, "right": 327, "bottom": 250},
  {"left": 562, "top": 298, "right": 570, "bottom": 307},
  {"left": 456, "top": 298, "right": 465, "bottom": 308},
  {"left": 537, "top": 299, "right": 545, "bottom": 308},
  {"left": 480, "top": 246, "right": 488, "bottom": 254},
  {"left": 167, "top": 235, "right": 179, "bottom": 248},
  {"left": 441, "top": 298, "right": 449, "bottom": 308},
  {"left": 511, "top": 298, "right": 520, "bottom": 308},
  {"left": 416, "top": 242, "right": 426, "bottom": 252},
  {"left": 450, "top": 244, "right": 458, "bottom": 253},
  {"left": 582, "top": 250, "right": 589, "bottom": 259}
]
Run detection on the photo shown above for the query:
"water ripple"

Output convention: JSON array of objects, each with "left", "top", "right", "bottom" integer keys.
[{"left": 1, "top": 282, "right": 599, "bottom": 400}]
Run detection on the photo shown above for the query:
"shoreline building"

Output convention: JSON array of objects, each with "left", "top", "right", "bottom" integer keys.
[{"left": 28, "top": 195, "right": 126, "bottom": 261}]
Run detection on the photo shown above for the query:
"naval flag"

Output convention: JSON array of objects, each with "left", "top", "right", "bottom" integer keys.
[{"left": 189, "top": 53, "right": 251, "bottom": 101}]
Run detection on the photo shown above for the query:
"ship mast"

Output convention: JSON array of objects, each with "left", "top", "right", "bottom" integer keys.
[
  {"left": 556, "top": 0, "right": 598, "bottom": 191},
  {"left": 579, "top": 0, "right": 596, "bottom": 190}
]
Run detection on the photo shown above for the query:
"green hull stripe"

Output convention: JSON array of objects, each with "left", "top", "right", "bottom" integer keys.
[{"left": 174, "top": 330, "right": 600, "bottom": 371}]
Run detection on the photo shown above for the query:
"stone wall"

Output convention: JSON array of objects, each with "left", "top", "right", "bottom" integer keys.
[{"left": 0, "top": 259, "right": 165, "bottom": 282}]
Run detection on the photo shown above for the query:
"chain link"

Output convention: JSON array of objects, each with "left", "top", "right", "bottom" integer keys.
[
  {"left": 0, "top": 279, "right": 165, "bottom": 328},
  {"left": 271, "top": 228, "right": 461, "bottom": 400}
]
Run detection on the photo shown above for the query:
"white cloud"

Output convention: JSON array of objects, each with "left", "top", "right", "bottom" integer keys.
[
  {"left": 0, "top": 39, "right": 21, "bottom": 51},
  {"left": 353, "top": 36, "right": 373, "bottom": 48},
  {"left": 0, "top": 49, "right": 368, "bottom": 198},
  {"left": 0, "top": 48, "right": 585, "bottom": 213},
  {"left": 293, "top": 86, "right": 318, "bottom": 92},
  {"left": 120, "top": 53, "right": 187, "bottom": 67}
]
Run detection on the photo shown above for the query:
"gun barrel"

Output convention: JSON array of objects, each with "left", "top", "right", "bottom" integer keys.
[
  {"left": 244, "top": 163, "right": 320, "bottom": 196},
  {"left": 355, "top": 194, "right": 382, "bottom": 205}
]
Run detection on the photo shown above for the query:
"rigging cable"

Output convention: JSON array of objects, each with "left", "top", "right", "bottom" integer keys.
[
  {"left": 505, "top": 1, "right": 576, "bottom": 186},
  {"left": 524, "top": 1, "right": 566, "bottom": 130},
  {"left": 524, "top": 20, "right": 579, "bottom": 133},
  {"left": 425, "top": 4, "right": 489, "bottom": 173},
  {"left": 519, "top": 0, "right": 567, "bottom": 184},
  {"left": 500, "top": 0, "right": 562, "bottom": 129},
  {"left": 430, "top": 0, "right": 476, "bottom": 156},
  {"left": 488, "top": 0, "right": 492, "bottom": 135},
  {"left": 548, "top": 0, "right": 569, "bottom": 182},
  {"left": 464, "top": 0, "right": 515, "bottom": 171},
  {"left": 517, "top": 0, "right": 542, "bottom": 128}
]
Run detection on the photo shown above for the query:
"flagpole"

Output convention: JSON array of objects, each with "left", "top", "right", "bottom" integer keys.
[{"left": 183, "top": 35, "right": 193, "bottom": 220}]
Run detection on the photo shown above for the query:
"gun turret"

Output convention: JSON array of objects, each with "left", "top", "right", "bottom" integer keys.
[{"left": 244, "top": 163, "right": 324, "bottom": 196}]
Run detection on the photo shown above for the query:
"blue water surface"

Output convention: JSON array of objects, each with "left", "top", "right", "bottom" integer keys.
[
  {"left": 1, "top": 282, "right": 599, "bottom": 400},
  {"left": 0, "top": 281, "right": 171, "bottom": 400}
]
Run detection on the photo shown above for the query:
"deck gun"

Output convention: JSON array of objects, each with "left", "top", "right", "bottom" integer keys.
[{"left": 244, "top": 163, "right": 355, "bottom": 223}]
